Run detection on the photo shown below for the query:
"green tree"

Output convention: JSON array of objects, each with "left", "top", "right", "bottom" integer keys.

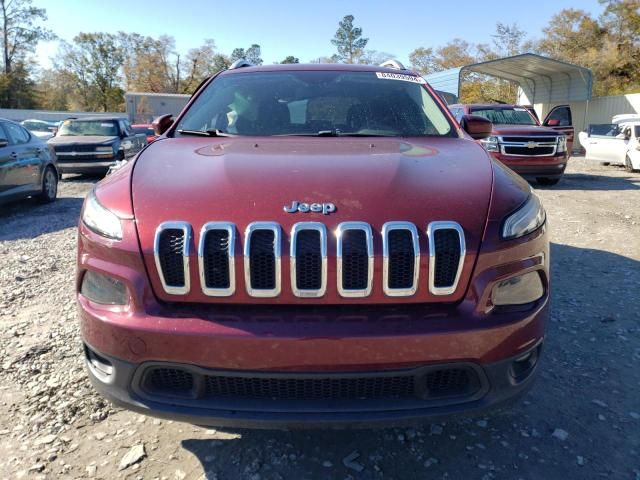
[
  {"left": 280, "top": 55, "right": 299, "bottom": 64},
  {"left": 58, "top": 33, "right": 124, "bottom": 111},
  {"left": 0, "top": 0, "right": 53, "bottom": 107},
  {"left": 231, "top": 44, "right": 263, "bottom": 65},
  {"left": 331, "top": 15, "right": 368, "bottom": 63}
]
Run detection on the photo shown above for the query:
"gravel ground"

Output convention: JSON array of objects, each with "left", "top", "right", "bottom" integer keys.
[{"left": 0, "top": 158, "right": 639, "bottom": 480}]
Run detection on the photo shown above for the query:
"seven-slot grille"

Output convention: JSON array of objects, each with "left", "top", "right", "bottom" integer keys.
[
  {"left": 499, "top": 136, "right": 559, "bottom": 157},
  {"left": 154, "top": 220, "right": 465, "bottom": 298}
]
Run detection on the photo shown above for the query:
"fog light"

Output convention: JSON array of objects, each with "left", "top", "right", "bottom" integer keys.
[
  {"left": 81, "top": 270, "right": 128, "bottom": 305},
  {"left": 510, "top": 346, "right": 540, "bottom": 381},
  {"left": 491, "top": 271, "right": 544, "bottom": 306}
]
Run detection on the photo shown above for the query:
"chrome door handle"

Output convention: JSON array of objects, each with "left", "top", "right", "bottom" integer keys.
[{"left": 9, "top": 152, "right": 17, "bottom": 159}]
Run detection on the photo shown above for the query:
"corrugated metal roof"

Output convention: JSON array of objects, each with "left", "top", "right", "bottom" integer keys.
[{"left": 424, "top": 53, "right": 592, "bottom": 104}]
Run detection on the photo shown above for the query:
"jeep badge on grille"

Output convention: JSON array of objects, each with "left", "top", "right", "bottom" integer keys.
[{"left": 283, "top": 201, "right": 336, "bottom": 215}]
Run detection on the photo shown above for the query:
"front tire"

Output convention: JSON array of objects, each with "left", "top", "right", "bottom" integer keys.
[
  {"left": 536, "top": 177, "right": 560, "bottom": 186},
  {"left": 38, "top": 166, "right": 58, "bottom": 203}
]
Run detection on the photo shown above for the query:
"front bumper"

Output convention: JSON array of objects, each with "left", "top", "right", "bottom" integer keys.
[
  {"left": 57, "top": 160, "right": 116, "bottom": 174},
  {"left": 79, "top": 294, "right": 547, "bottom": 428},
  {"left": 491, "top": 152, "right": 567, "bottom": 179},
  {"left": 84, "top": 340, "right": 542, "bottom": 429}
]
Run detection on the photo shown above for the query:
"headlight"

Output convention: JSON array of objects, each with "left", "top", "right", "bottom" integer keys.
[
  {"left": 82, "top": 190, "right": 123, "bottom": 240},
  {"left": 502, "top": 194, "right": 546, "bottom": 240},
  {"left": 491, "top": 271, "right": 544, "bottom": 306},
  {"left": 556, "top": 136, "right": 567, "bottom": 153},
  {"left": 480, "top": 135, "right": 499, "bottom": 152}
]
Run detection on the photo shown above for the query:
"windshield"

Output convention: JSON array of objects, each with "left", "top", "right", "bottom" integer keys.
[
  {"left": 57, "top": 120, "right": 118, "bottom": 137},
  {"left": 470, "top": 107, "right": 537, "bottom": 126},
  {"left": 176, "top": 71, "right": 453, "bottom": 137},
  {"left": 23, "top": 121, "right": 52, "bottom": 132}
]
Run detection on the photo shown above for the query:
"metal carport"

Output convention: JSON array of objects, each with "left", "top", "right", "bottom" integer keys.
[{"left": 424, "top": 53, "right": 593, "bottom": 122}]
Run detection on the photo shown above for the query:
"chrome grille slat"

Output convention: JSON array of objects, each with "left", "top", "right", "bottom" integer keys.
[
  {"left": 427, "top": 221, "right": 466, "bottom": 295},
  {"left": 198, "top": 222, "right": 235, "bottom": 297},
  {"left": 336, "top": 222, "right": 374, "bottom": 298},
  {"left": 154, "top": 221, "right": 191, "bottom": 295},
  {"left": 290, "top": 222, "right": 327, "bottom": 298},
  {"left": 382, "top": 222, "right": 420, "bottom": 297},
  {"left": 244, "top": 222, "right": 281, "bottom": 297}
]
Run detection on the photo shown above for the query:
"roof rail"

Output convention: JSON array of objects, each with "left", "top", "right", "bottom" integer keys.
[
  {"left": 379, "top": 59, "right": 406, "bottom": 70},
  {"left": 229, "top": 59, "right": 254, "bottom": 70}
]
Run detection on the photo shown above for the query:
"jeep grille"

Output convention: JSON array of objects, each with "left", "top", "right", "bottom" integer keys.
[{"left": 153, "top": 220, "right": 466, "bottom": 299}]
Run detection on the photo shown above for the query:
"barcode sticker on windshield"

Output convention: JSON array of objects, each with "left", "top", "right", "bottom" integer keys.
[{"left": 376, "top": 72, "right": 426, "bottom": 84}]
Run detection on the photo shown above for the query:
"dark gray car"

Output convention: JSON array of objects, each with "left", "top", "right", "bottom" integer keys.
[
  {"left": 48, "top": 117, "right": 147, "bottom": 175},
  {"left": 0, "top": 118, "right": 58, "bottom": 205}
]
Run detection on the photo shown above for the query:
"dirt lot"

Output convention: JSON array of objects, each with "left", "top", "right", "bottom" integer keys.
[{"left": 0, "top": 157, "right": 639, "bottom": 480}]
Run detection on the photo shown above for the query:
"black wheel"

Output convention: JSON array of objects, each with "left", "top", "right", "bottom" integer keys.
[
  {"left": 536, "top": 177, "right": 560, "bottom": 186},
  {"left": 625, "top": 156, "right": 638, "bottom": 173},
  {"left": 38, "top": 166, "right": 58, "bottom": 203}
]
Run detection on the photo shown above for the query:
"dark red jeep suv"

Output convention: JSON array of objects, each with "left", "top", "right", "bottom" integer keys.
[{"left": 77, "top": 62, "right": 548, "bottom": 428}]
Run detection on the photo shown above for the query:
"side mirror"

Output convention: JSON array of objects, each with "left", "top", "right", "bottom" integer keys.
[
  {"left": 616, "top": 132, "right": 630, "bottom": 140},
  {"left": 460, "top": 114, "right": 493, "bottom": 140},
  {"left": 152, "top": 114, "right": 174, "bottom": 136},
  {"left": 0, "top": 139, "right": 8, "bottom": 148}
]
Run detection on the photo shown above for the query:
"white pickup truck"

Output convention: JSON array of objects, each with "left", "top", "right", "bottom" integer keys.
[{"left": 579, "top": 114, "right": 640, "bottom": 171}]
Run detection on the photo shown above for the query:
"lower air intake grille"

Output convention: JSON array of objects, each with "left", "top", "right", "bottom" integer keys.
[
  {"left": 145, "top": 368, "right": 194, "bottom": 396},
  {"left": 295, "top": 230, "right": 322, "bottom": 290},
  {"left": 341, "top": 230, "right": 369, "bottom": 291},
  {"left": 425, "top": 368, "right": 471, "bottom": 397},
  {"left": 204, "top": 374, "right": 415, "bottom": 400},
  {"left": 249, "top": 230, "right": 276, "bottom": 290},
  {"left": 139, "top": 365, "right": 484, "bottom": 405},
  {"left": 158, "top": 229, "right": 186, "bottom": 287},
  {"left": 388, "top": 229, "right": 415, "bottom": 289},
  {"left": 433, "top": 229, "right": 461, "bottom": 288},
  {"left": 202, "top": 230, "right": 230, "bottom": 289}
]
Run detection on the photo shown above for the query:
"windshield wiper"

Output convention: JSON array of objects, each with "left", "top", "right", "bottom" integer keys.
[{"left": 176, "top": 129, "right": 235, "bottom": 137}]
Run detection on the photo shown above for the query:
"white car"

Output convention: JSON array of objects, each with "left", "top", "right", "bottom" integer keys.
[
  {"left": 21, "top": 119, "right": 58, "bottom": 140},
  {"left": 579, "top": 121, "right": 640, "bottom": 171}
]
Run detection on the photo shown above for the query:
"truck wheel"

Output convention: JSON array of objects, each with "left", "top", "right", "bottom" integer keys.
[
  {"left": 536, "top": 177, "right": 560, "bottom": 186},
  {"left": 625, "top": 156, "right": 638, "bottom": 173},
  {"left": 38, "top": 166, "right": 58, "bottom": 203}
]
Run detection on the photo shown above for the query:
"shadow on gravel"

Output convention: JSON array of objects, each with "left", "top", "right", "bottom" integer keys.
[
  {"left": 535, "top": 171, "right": 640, "bottom": 191},
  {"left": 0, "top": 197, "right": 84, "bottom": 240}
]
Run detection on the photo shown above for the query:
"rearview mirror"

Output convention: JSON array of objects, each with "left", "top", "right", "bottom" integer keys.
[
  {"left": 460, "top": 115, "right": 493, "bottom": 140},
  {"left": 152, "top": 114, "right": 174, "bottom": 136}
]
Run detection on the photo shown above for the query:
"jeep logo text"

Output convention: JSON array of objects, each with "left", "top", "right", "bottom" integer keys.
[{"left": 283, "top": 201, "right": 336, "bottom": 215}]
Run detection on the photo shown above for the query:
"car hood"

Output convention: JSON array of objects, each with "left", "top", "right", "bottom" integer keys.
[
  {"left": 132, "top": 136, "right": 494, "bottom": 304},
  {"left": 48, "top": 135, "right": 118, "bottom": 145},
  {"left": 492, "top": 125, "right": 560, "bottom": 136}
]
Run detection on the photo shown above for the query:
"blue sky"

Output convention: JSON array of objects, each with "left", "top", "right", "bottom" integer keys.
[{"left": 34, "top": 0, "right": 603, "bottom": 69}]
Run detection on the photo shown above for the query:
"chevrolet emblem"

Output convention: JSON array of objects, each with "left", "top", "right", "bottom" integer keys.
[{"left": 527, "top": 141, "right": 537, "bottom": 149}]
